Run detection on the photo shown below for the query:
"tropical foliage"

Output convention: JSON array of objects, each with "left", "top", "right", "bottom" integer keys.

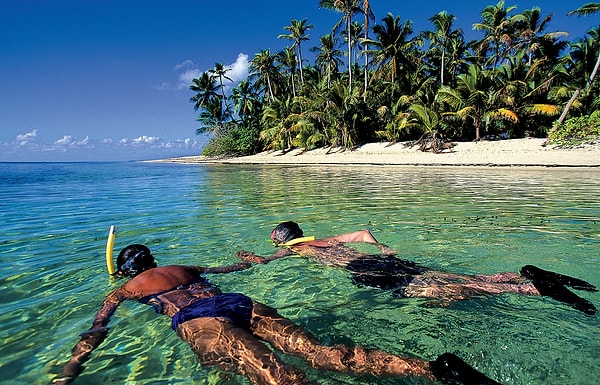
[{"left": 190, "top": 1, "right": 600, "bottom": 156}]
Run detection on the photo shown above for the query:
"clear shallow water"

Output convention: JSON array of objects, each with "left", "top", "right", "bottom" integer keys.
[{"left": 0, "top": 162, "right": 598, "bottom": 385}]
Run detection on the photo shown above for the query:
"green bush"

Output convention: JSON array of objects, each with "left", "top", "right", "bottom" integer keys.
[
  {"left": 548, "top": 115, "right": 600, "bottom": 147},
  {"left": 201, "top": 136, "right": 236, "bottom": 157},
  {"left": 201, "top": 125, "right": 261, "bottom": 157}
]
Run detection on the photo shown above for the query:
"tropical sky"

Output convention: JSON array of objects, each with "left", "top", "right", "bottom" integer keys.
[{"left": 1, "top": 0, "right": 597, "bottom": 161}]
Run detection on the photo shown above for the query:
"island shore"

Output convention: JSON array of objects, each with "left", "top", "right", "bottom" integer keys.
[{"left": 147, "top": 138, "right": 600, "bottom": 168}]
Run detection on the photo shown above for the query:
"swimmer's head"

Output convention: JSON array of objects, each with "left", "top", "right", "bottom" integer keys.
[
  {"left": 271, "top": 221, "right": 303, "bottom": 245},
  {"left": 116, "top": 244, "right": 157, "bottom": 277}
]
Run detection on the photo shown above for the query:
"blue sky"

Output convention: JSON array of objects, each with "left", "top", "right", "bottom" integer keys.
[{"left": 1, "top": 1, "right": 597, "bottom": 161}]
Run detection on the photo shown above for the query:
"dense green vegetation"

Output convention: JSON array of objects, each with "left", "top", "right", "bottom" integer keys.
[
  {"left": 191, "top": 1, "right": 600, "bottom": 156},
  {"left": 549, "top": 114, "right": 600, "bottom": 147}
]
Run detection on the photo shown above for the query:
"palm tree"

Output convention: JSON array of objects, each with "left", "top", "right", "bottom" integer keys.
[
  {"left": 195, "top": 98, "right": 228, "bottom": 136},
  {"left": 278, "top": 19, "right": 313, "bottom": 85},
  {"left": 321, "top": 79, "right": 369, "bottom": 148},
  {"left": 344, "top": 21, "right": 364, "bottom": 65},
  {"left": 437, "top": 64, "right": 518, "bottom": 141},
  {"left": 472, "top": 1, "right": 523, "bottom": 69},
  {"left": 230, "top": 80, "right": 259, "bottom": 125},
  {"left": 422, "top": 11, "right": 463, "bottom": 85},
  {"left": 362, "top": 0, "right": 375, "bottom": 98},
  {"left": 208, "top": 63, "right": 233, "bottom": 119},
  {"left": 568, "top": 2, "right": 600, "bottom": 16},
  {"left": 546, "top": 4, "right": 600, "bottom": 142},
  {"left": 514, "top": 7, "right": 567, "bottom": 66},
  {"left": 189, "top": 72, "right": 219, "bottom": 111},
  {"left": 312, "top": 33, "right": 343, "bottom": 88},
  {"left": 367, "top": 13, "right": 419, "bottom": 84},
  {"left": 572, "top": 26, "right": 600, "bottom": 92},
  {"left": 319, "top": 0, "right": 363, "bottom": 90},
  {"left": 444, "top": 32, "right": 471, "bottom": 87},
  {"left": 276, "top": 47, "right": 298, "bottom": 97},
  {"left": 249, "top": 50, "right": 278, "bottom": 102},
  {"left": 495, "top": 53, "right": 561, "bottom": 136},
  {"left": 260, "top": 95, "right": 300, "bottom": 150}
]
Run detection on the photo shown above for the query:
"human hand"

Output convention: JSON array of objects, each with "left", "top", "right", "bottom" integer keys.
[
  {"left": 236, "top": 251, "right": 267, "bottom": 264},
  {"left": 51, "top": 361, "right": 81, "bottom": 385}
]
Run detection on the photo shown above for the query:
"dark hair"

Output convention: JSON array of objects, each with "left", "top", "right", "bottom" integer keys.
[
  {"left": 272, "top": 221, "right": 303, "bottom": 244},
  {"left": 116, "top": 244, "right": 157, "bottom": 277}
]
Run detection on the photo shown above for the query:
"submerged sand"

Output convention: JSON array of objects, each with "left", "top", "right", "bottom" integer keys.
[{"left": 148, "top": 138, "right": 600, "bottom": 168}]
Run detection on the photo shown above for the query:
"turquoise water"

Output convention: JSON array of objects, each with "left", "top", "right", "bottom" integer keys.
[{"left": 1, "top": 162, "right": 598, "bottom": 385}]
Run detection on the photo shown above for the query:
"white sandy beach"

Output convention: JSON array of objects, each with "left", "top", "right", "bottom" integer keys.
[{"left": 149, "top": 138, "right": 600, "bottom": 168}]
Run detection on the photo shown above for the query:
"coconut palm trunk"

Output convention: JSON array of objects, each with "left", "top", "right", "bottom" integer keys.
[{"left": 545, "top": 3, "right": 600, "bottom": 144}]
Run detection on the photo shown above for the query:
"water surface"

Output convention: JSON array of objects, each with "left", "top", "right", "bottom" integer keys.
[{"left": 1, "top": 162, "right": 598, "bottom": 385}]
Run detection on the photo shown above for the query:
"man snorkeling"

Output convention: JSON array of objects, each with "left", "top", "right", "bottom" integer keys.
[
  {"left": 236, "top": 221, "right": 597, "bottom": 315},
  {"left": 53, "top": 244, "right": 502, "bottom": 385}
]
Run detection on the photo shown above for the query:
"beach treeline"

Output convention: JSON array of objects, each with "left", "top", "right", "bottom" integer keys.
[{"left": 190, "top": 1, "right": 600, "bottom": 156}]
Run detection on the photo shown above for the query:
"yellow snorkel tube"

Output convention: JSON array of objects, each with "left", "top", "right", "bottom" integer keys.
[
  {"left": 280, "top": 236, "right": 315, "bottom": 247},
  {"left": 105, "top": 225, "right": 116, "bottom": 275}
]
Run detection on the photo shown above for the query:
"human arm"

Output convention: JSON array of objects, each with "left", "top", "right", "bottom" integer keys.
[
  {"left": 318, "top": 230, "right": 397, "bottom": 255},
  {"left": 202, "top": 260, "right": 253, "bottom": 274},
  {"left": 236, "top": 248, "right": 293, "bottom": 264},
  {"left": 52, "top": 288, "right": 128, "bottom": 384}
]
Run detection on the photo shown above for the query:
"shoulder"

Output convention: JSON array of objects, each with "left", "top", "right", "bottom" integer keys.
[{"left": 123, "top": 265, "right": 205, "bottom": 296}]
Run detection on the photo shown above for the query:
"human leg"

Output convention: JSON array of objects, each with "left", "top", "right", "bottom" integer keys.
[
  {"left": 249, "top": 302, "right": 434, "bottom": 378},
  {"left": 176, "top": 317, "right": 316, "bottom": 385},
  {"left": 473, "top": 272, "right": 526, "bottom": 283},
  {"left": 249, "top": 302, "right": 501, "bottom": 384}
]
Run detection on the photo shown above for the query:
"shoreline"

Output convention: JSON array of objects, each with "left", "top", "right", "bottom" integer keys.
[{"left": 146, "top": 138, "right": 600, "bottom": 168}]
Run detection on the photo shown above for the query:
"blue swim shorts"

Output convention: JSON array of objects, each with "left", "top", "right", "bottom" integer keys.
[{"left": 171, "top": 293, "right": 253, "bottom": 331}]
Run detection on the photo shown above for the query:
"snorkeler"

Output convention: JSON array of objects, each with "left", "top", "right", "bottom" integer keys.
[
  {"left": 236, "top": 221, "right": 597, "bottom": 315},
  {"left": 52, "top": 244, "right": 502, "bottom": 385}
]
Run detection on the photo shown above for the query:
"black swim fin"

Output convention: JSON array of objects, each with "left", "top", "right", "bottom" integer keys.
[
  {"left": 528, "top": 275, "right": 596, "bottom": 315},
  {"left": 521, "top": 265, "right": 597, "bottom": 291},
  {"left": 430, "top": 353, "right": 502, "bottom": 385}
]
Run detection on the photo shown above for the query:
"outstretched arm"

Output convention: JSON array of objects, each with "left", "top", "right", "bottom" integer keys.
[
  {"left": 202, "top": 261, "right": 253, "bottom": 274},
  {"left": 236, "top": 248, "right": 293, "bottom": 264},
  {"left": 53, "top": 288, "right": 128, "bottom": 384}
]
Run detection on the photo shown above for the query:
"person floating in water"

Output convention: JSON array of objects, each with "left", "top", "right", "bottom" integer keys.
[
  {"left": 53, "top": 244, "right": 502, "bottom": 385},
  {"left": 236, "top": 221, "right": 597, "bottom": 315}
]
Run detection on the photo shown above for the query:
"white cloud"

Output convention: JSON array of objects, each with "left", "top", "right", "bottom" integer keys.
[
  {"left": 16, "top": 129, "right": 37, "bottom": 142},
  {"left": 225, "top": 53, "right": 249, "bottom": 84},
  {"left": 131, "top": 135, "right": 161, "bottom": 145},
  {"left": 174, "top": 60, "right": 194, "bottom": 71},
  {"left": 163, "top": 137, "right": 207, "bottom": 149},
  {"left": 171, "top": 53, "right": 249, "bottom": 91},
  {"left": 54, "top": 135, "right": 90, "bottom": 147},
  {"left": 54, "top": 135, "right": 76, "bottom": 146},
  {"left": 1, "top": 130, "right": 207, "bottom": 162},
  {"left": 178, "top": 69, "right": 202, "bottom": 90}
]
